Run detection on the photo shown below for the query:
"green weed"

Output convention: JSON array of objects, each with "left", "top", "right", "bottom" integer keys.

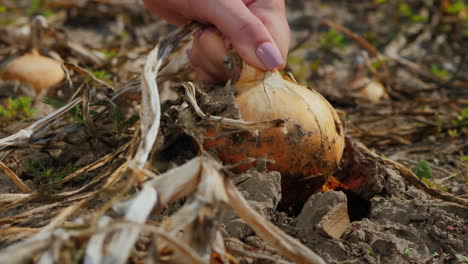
[
  {"left": 371, "top": 57, "right": 388, "bottom": 71},
  {"left": 398, "top": 3, "right": 428, "bottom": 23},
  {"left": 412, "top": 160, "right": 432, "bottom": 179},
  {"left": 86, "top": 68, "right": 111, "bottom": 81},
  {"left": 0, "top": 97, "right": 36, "bottom": 122},
  {"left": 27, "top": 0, "right": 41, "bottom": 16},
  {"left": 102, "top": 49, "right": 117, "bottom": 59},
  {"left": 26, "top": 159, "right": 77, "bottom": 193},
  {"left": 445, "top": 1, "right": 465, "bottom": 15},
  {"left": 451, "top": 108, "right": 468, "bottom": 126},
  {"left": 42, "top": 98, "right": 84, "bottom": 122},
  {"left": 318, "top": 29, "right": 346, "bottom": 51},
  {"left": 430, "top": 64, "right": 452, "bottom": 79}
]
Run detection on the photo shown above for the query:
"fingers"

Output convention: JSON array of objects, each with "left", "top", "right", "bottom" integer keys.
[
  {"left": 205, "top": 0, "right": 284, "bottom": 71},
  {"left": 143, "top": 0, "right": 290, "bottom": 83},
  {"left": 142, "top": 0, "right": 189, "bottom": 26},
  {"left": 189, "top": 28, "right": 229, "bottom": 83},
  {"left": 248, "top": 0, "right": 290, "bottom": 70}
]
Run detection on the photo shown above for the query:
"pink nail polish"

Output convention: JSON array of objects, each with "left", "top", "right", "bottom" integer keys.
[{"left": 256, "top": 42, "right": 283, "bottom": 70}]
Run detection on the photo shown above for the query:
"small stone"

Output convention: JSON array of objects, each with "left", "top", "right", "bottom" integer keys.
[
  {"left": 297, "top": 190, "right": 350, "bottom": 240},
  {"left": 317, "top": 202, "right": 351, "bottom": 239},
  {"left": 225, "top": 219, "right": 252, "bottom": 239}
]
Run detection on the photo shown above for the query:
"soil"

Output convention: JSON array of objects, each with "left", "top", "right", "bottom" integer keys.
[{"left": 0, "top": 0, "right": 467, "bottom": 263}]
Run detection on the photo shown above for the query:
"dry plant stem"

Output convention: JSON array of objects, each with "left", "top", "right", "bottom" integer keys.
[
  {"left": 0, "top": 231, "right": 53, "bottom": 264},
  {"left": 0, "top": 162, "right": 31, "bottom": 193},
  {"left": 131, "top": 22, "right": 201, "bottom": 169},
  {"left": 65, "top": 63, "right": 114, "bottom": 89},
  {"left": 30, "top": 16, "right": 47, "bottom": 51},
  {"left": 383, "top": 158, "right": 468, "bottom": 207},
  {"left": 43, "top": 198, "right": 91, "bottom": 232},
  {"left": 98, "top": 25, "right": 203, "bottom": 263},
  {"left": 98, "top": 158, "right": 202, "bottom": 264},
  {"left": 84, "top": 216, "right": 112, "bottom": 264},
  {"left": 56, "top": 143, "right": 128, "bottom": 185},
  {"left": 98, "top": 24, "right": 200, "bottom": 262},
  {"left": 0, "top": 97, "right": 82, "bottom": 151},
  {"left": 130, "top": 44, "right": 162, "bottom": 169},
  {"left": 0, "top": 145, "right": 125, "bottom": 211},
  {"left": 147, "top": 157, "right": 202, "bottom": 211},
  {"left": 82, "top": 86, "right": 98, "bottom": 136},
  {"left": 225, "top": 180, "right": 326, "bottom": 264},
  {"left": 102, "top": 186, "right": 157, "bottom": 264},
  {"left": 0, "top": 203, "right": 59, "bottom": 226},
  {"left": 0, "top": 222, "right": 206, "bottom": 264},
  {"left": 322, "top": 20, "right": 378, "bottom": 57},
  {"left": 182, "top": 82, "right": 285, "bottom": 130},
  {"left": 386, "top": 54, "right": 468, "bottom": 89}
]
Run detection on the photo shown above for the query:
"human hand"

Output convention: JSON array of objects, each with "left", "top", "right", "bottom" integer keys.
[{"left": 143, "top": 0, "right": 290, "bottom": 83}]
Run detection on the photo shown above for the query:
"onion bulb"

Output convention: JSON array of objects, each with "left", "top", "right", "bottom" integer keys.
[
  {"left": 204, "top": 63, "right": 345, "bottom": 206},
  {"left": 2, "top": 49, "right": 64, "bottom": 93},
  {"left": 348, "top": 77, "right": 387, "bottom": 103}
]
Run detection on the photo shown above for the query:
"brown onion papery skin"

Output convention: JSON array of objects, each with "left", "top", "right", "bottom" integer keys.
[
  {"left": 2, "top": 49, "right": 64, "bottom": 92},
  {"left": 204, "top": 63, "right": 345, "bottom": 211}
]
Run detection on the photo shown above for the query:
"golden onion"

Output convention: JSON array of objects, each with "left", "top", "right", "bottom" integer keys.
[
  {"left": 2, "top": 49, "right": 64, "bottom": 93},
  {"left": 204, "top": 63, "right": 345, "bottom": 206}
]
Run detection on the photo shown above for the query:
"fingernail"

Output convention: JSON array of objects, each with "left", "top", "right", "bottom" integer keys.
[{"left": 256, "top": 42, "right": 283, "bottom": 70}]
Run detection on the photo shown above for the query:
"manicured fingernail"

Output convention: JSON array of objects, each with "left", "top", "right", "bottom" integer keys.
[{"left": 256, "top": 42, "right": 283, "bottom": 70}]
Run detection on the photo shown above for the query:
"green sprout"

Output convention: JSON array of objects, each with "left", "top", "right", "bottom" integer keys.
[
  {"left": 398, "top": 3, "right": 428, "bottom": 23},
  {"left": 119, "top": 30, "right": 129, "bottom": 39},
  {"left": 451, "top": 108, "right": 468, "bottom": 126},
  {"left": 318, "top": 29, "right": 346, "bottom": 51},
  {"left": 371, "top": 57, "right": 388, "bottom": 71},
  {"left": 111, "top": 107, "right": 139, "bottom": 135},
  {"left": 431, "top": 64, "right": 452, "bottom": 79},
  {"left": 412, "top": 160, "right": 432, "bottom": 179},
  {"left": 461, "top": 155, "right": 468, "bottom": 162},
  {"left": 0, "top": 97, "right": 36, "bottom": 122},
  {"left": 86, "top": 68, "right": 111, "bottom": 82},
  {"left": 102, "top": 49, "right": 117, "bottom": 59},
  {"left": 27, "top": 0, "right": 42, "bottom": 16},
  {"left": 445, "top": 1, "right": 465, "bottom": 15},
  {"left": 26, "top": 159, "right": 78, "bottom": 193},
  {"left": 43, "top": 9, "right": 56, "bottom": 18},
  {"left": 398, "top": 3, "right": 413, "bottom": 17},
  {"left": 367, "top": 247, "right": 376, "bottom": 256}
]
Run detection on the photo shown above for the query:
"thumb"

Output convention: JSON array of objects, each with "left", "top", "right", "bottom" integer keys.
[{"left": 206, "top": 1, "right": 284, "bottom": 71}]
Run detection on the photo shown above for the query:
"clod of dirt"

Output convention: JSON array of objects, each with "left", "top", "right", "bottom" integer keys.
[
  {"left": 370, "top": 196, "right": 468, "bottom": 255},
  {"left": 2, "top": 49, "right": 64, "bottom": 93},
  {"left": 297, "top": 190, "right": 350, "bottom": 240},
  {"left": 224, "top": 169, "right": 281, "bottom": 240}
]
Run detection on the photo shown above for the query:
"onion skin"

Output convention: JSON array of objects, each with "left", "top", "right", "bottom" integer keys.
[
  {"left": 204, "top": 64, "right": 345, "bottom": 208},
  {"left": 2, "top": 49, "right": 64, "bottom": 92}
]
